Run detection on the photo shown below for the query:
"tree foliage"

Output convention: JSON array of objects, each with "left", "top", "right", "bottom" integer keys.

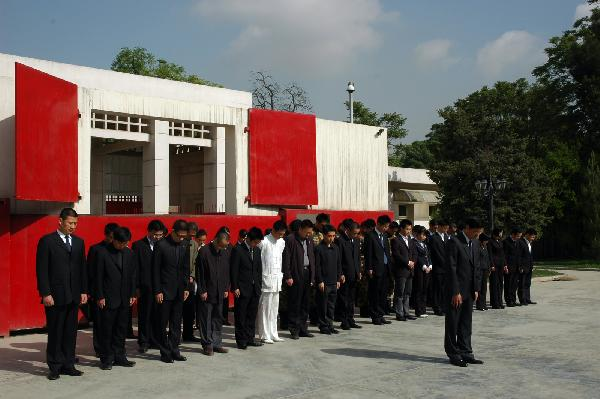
[
  {"left": 111, "top": 47, "right": 222, "bottom": 87},
  {"left": 250, "top": 71, "right": 312, "bottom": 113}
]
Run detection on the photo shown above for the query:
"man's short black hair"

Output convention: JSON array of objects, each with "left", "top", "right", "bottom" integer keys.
[
  {"left": 59, "top": 208, "right": 78, "bottom": 219},
  {"left": 196, "top": 229, "right": 207, "bottom": 238},
  {"left": 525, "top": 228, "right": 537, "bottom": 236},
  {"left": 322, "top": 224, "right": 336, "bottom": 234},
  {"left": 390, "top": 221, "right": 399, "bottom": 229},
  {"left": 362, "top": 219, "right": 376, "bottom": 229},
  {"left": 342, "top": 218, "right": 355, "bottom": 230},
  {"left": 413, "top": 225, "right": 426, "bottom": 236},
  {"left": 492, "top": 228, "right": 503, "bottom": 237},
  {"left": 247, "top": 227, "right": 264, "bottom": 241},
  {"left": 377, "top": 215, "right": 392, "bottom": 225},
  {"left": 300, "top": 219, "right": 314, "bottom": 229},
  {"left": 104, "top": 222, "right": 119, "bottom": 236},
  {"left": 112, "top": 227, "right": 132, "bottom": 243},
  {"left": 273, "top": 220, "right": 287, "bottom": 232},
  {"left": 479, "top": 233, "right": 490, "bottom": 242},
  {"left": 511, "top": 226, "right": 522, "bottom": 235},
  {"left": 429, "top": 219, "right": 438, "bottom": 226},
  {"left": 147, "top": 219, "right": 165, "bottom": 232},
  {"left": 289, "top": 219, "right": 302, "bottom": 233},
  {"left": 238, "top": 229, "right": 248, "bottom": 239},
  {"left": 172, "top": 219, "right": 188, "bottom": 233},
  {"left": 437, "top": 219, "right": 448, "bottom": 226},
  {"left": 316, "top": 213, "right": 330, "bottom": 224},
  {"left": 187, "top": 222, "right": 199, "bottom": 233},
  {"left": 464, "top": 218, "right": 483, "bottom": 229},
  {"left": 215, "top": 231, "right": 230, "bottom": 242},
  {"left": 217, "top": 226, "right": 230, "bottom": 235},
  {"left": 399, "top": 218, "right": 413, "bottom": 229}
]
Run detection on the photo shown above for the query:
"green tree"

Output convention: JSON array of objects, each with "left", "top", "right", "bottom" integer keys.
[
  {"left": 392, "top": 140, "right": 434, "bottom": 169},
  {"left": 111, "top": 47, "right": 222, "bottom": 87},
  {"left": 345, "top": 100, "right": 408, "bottom": 164},
  {"left": 580, "top": 151, "right": 600, "bottom": 259}
]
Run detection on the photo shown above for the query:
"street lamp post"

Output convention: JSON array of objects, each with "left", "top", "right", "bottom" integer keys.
[
  {"left": 475, "top": 174, "right": 507, "bottom": 232},
  {"left": 347, "top": 81, "right": 355, "bottom": 124}
]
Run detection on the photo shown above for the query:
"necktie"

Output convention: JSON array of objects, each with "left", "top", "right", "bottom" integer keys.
[{"left": 65, "top": 235, "right": 72, "bottom": 252}]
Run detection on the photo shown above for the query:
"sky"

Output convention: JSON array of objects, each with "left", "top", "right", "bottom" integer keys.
[{"left": 0, "top": 0, "right": 596, "bottom": 143}]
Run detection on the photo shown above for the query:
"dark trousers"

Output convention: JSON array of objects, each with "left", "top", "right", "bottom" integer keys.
[
  {"left": 99, "top": 305, "right": 129, "bottom": 364},
  {"left": 288, "top": 268, "right": 311, "bottom": 334},
  {"left": 44, "top": 302, "right": 78, "bottom": 373},
  {"left": 476, "top": 270, "right": 490, "bottom": 309},
  {"left": 368, "top": 274, "right": 389, "bottom": 321},
  {"left": 223, "top": 294, "right": 231, "bottom": 323},
  {"left": 157, "top": 296, "right": 183, "bottom": 360},
  {"left": 444, "top": 295, "right": 475, "bottom": 361},
  {"left": 197, "top": 299, "right": 224, "bottom": 348},
  {"left": 137, "top": 286, "right": 158, "bottom": 349},
  {"left": 338, "top": 279, "right": 357, "bottom": 327},
  {"left": 489, "top": 270, "right": 504, "bottom": 308},
  {"left": 518, "top": 271, "right": 533, "bottom": 303},
  {"left": 182, "top": 293, "right": 196, "bottom": 339},
  {"left": 317, "top": 284, "right": 337, "bottom": 331},
  {"left": 234, "top": 291, "right": 260, "bottom": 345},
  {"left": 431, "top": 273, "right": 445, "bottom": 314},
  {"left": 89, "top": 298, "right": 101, "bottom": 355},
  {"left": 393, "top": 275, "right": 412, "bottom": 318},
  {"left": 413, "top": 270, "right": 430, "bottom": 316},
  {"left": 504, "top": 271, "right": 519, "bottom": 304}
]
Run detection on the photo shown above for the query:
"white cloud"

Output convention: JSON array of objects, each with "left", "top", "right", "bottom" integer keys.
[
  {"left": 414, "top": 39, "right": 459, "bottom": 69},
  {"left": 476, "top": 31, "right": 546, "bottom": 79},
  {"left": 574, "top": 2, "right": 597, "bottom": 21},
  {"left": 196, "top": 0, "right": 393, "bottom": 77}
]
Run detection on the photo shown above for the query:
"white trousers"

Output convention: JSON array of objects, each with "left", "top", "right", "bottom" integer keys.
[{"left": 257, "top": 292, "right": 280, "bottom": 341}]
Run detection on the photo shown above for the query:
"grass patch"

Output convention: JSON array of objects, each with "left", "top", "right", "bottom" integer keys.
[
  {"left": 532, "top": 268, "right": 562, "bottom": 278},
  {"left": 535, "top": 260, "right": 600, "bottom": 270}
]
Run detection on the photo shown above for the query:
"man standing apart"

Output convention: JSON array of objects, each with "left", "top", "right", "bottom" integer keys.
[
  {"left": 314, "top": 225, "right": 342, "bottom": 334},
  {"left": 336, "top": 220, "right": 362, "bottom": 330},
  {"left": 390, "top": 219, "right": 416, "bottom": 322},
  {"left": 518, "top": 228, "right": 537, "bottom": 305},
  {"left": 36, "top": 208, "right": 88, "bottom": 380},
  {"left": 257, "top": 220, "right": 287, "bottom": 344},
  {"left": 503, "top": 228, "right": 522, "bottom": 307},
  {"left": 152, "top": 220, "right": 190, "bottom": 363},
  {"left": 444, "top": 218, "right": 484, "bottom": 367}
]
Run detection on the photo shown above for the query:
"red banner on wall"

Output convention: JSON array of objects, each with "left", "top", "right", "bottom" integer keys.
[{"left": 248, "top": 108, "right": 318, "bottom": 206}]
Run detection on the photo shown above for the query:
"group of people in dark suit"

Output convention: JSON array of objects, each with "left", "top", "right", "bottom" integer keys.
[{"left": 36, "top": 208, "right": 538, "bottom": 380}]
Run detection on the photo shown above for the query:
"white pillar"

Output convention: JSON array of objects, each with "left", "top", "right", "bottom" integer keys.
[
  {"left": 143, "top": 120, "right": 170, "bottom": 214},
  {"left": 203, "top": 126, "right": 226, "bottom": 213}
]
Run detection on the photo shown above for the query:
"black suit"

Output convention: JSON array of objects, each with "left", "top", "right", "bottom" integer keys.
[
  {"left": 282, "top": 233, "right": 316, "bottom": 335},
  {"left": 36, "top": 231, "right": 87, "bottom": 373},
  {"left": 444, "top": 232, "right": 482, "bottom": 362},
  {"left": 230, "top": 243, "right": 262, "bottom": 346},
  {"left": 476, "top": 245, "right": 491, "bottom": 310},
  {"left": 152, "top": 235, "right": 190, "bottom": 360},
  {"left": 87, "top": 240, "right": 108, "bottom": 355},
  {"left": 390, "top": 234, "right": 415, "bottom": 318},
  {"left": 413, "top": 239, "right": 432, "bottom": 316},
  {"left": 518, "top": 238, "right": 534, "bottom": 304},
  {"left": 336, "top": 233, "right": 361, "bottom": 327},
  {"left": 95, "top": 245, "right": 136, "bottom": 364},
  {"left": 132, "top": 237, "right": 159, "bottom": 349},
  {"left": 488, "top": 239, "right": 506, "bottom": 308},
  {"left": 428, "top": 233, "right": 447, "bottom": 314},
  {"left": 503, "top": 238, "right": 521, "bottom": 305},
  {"left": 364, "top": 229, "right": 392, "bottom": 322}
]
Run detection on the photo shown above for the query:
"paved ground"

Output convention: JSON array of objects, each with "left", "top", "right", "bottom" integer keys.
[{"left": 1, "top": 270, "right": 599, "bottom": 399}]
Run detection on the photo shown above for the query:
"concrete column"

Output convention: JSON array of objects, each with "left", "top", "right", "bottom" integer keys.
[
  {"left": 143, "top": 120, "right": 170, "bottom": 214},
  {"left": 203, "top": 126, "right": 226, "bottom": 213}
]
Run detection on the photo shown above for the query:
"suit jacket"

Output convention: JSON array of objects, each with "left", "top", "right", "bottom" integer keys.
[
  {"left": 132, "top": 237, "right": 154, "bottom": 290},
  {"left": 488, "top": 239, "right": 506, "bottom": 271},
  {"left": 445, "top": 232, "right": 482, "bottom": 298},
  {"left": 518, "top": 238, "right": 534, "bottom": 273},
  {"left": 95, "top": 245, "right": 137, "bottom": 309},
  {"left": 503, "top": 238, "right": 521, "bottom": 273},
  {"left": 36, "top": 231, "right": 87, "bottom": 306},
  {"left": 196, "top": 243, "right": 230, "bottom": 304},
  {"left": 390, "top": 234, "right": 415, "bottom": 278},
  {"left": 413, "top": 239, "right": 432, "bottom": 275},
  {"left": 428, "top": 233, "right": 446, "bottom": 275},
  {"left": 282, "top": 233, "right": 315, "bottom": 284},
  {"left": 364, "top": 229, "right": 392, "bottom": 277},
  {"left": 152, "top": 235, "right": 190, "bottom": 300},
  {"left": 230, "top": 242, "right": 262, "bottom": 297},
  {"left": 87, "top": 240, "right": 109, "bottom": 295},
  {"left": 314, "top": 242, "right": 342, "bottom": 285},
  {"left": 479, "top": 245, "right": 491, "bottom": 273},
  {"left": 335, "top": 233, "right": 361, "bottom": 281}
]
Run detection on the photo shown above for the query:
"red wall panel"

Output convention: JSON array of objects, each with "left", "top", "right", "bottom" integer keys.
[
  {"left": 248, "top": 108, "right": 318, "bottom": 206},
  {"left": 4, "top": 214, "right": 279, "bottom": 333},
  {"left": 15, "top": 63, "right": 79, "bottom": 202}
]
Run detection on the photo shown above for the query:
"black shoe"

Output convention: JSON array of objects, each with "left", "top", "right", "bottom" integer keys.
[
  {"left": 47, "top": 371, "right": 60, "bottom": 380},
  {"left": 290, "top": 332, "right": 300, "bottom": 340},
  {"left": 320, "top": 329, "right": 332, "bottom": 335},
  {"left": 506, "top": 303, "right": 515, "bottom": 307},
  {"left": 463, "top": 357, "right": 484, "bottom": 365},
  {"left": 182, "top": 336, "right": 202, "bottom": 343},
  {"left": 450, "top": 358, "right": 468, "bottom": 367},
  {"left": 100, "top": 363, "right": 113, "bottom": 370},
  {"left": 299, "top": 331, "right": 314, "bottom": 338},
  {"left": 349, "top": 322, "right": 362, "bottom": 329},
  {"left": 500, "top": 305, "right": 506, "bottom": 309},
  {"left": 138, "top": 346, "right": 148, "bottom": 353},
  {"left": 237, "top": 344, "right": 248, "bottom": 350},
  {"left": 160, "top": 356, "right": 174, "bottom": 363},
  {"left": 372, "top": 319, "right": 383, "bottom": 325},
  {"left": 340, "top": 324, "right": 351, "bottom": 330},
  {"left": 406, "top": 316, "right": 417, "bottom": 320},
  {"left": 247, "top": 340, "right": 264, "bottom": 347},
  {"left": 515, "top": 303, "right": 522, "bottom": 306},
  {"left": 172, "top": 354, "right": 187, "bottom": 361},
  {"left": 528, "top": 301, "right": 537, "bottom": 305},
  {"left": 330, "top": 328, "right": 339, "bottom": 334},
  {"left": 520, "top": 302, "right": 528, "bottom": 306},
  {"left": 61, "top": 367, "right": 84, "bottom": 376},
  {"left": 396, "top": 316, "right": 407, "bottom": 321},
  {"left": 114, "top": 359, "right": 136, "bottom": 367},
  {"left": 434, "top": 311, "right": 445, "bottom": 316},
  {"left": 382, "top": 319, "right": 392, "bottom": 324}
]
